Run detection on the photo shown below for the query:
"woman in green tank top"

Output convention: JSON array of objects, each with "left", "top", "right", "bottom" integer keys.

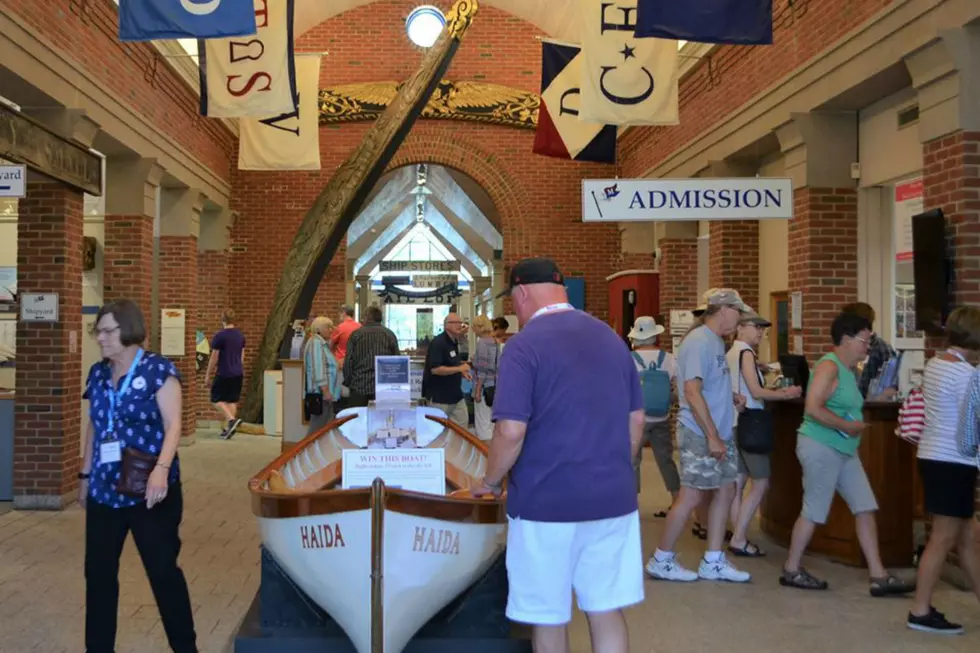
[{"left": 779, "top": 311, "right": 915, "bottom": 599}]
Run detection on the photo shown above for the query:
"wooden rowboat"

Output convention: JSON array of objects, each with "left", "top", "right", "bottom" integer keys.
[{"left": 248, "top": 405, "right": 507, "bottom": 653}]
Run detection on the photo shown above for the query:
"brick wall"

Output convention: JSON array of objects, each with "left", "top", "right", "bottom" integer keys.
[
  {"left": 4, "top": 0, "right": 234, "bottom": 182},
  {"left": 14, "top": 180, "right": 84, "bottom": 507},
  {"left": 618, "top": 0, "right": 896, "bottom": 178},
  {"left": 709, "top": 221, "right": 760, "bottom": 311},
  {"left": 103, "top": 214, "right": 154, "bottom": 310},
  {"left": 228, "top": 1, "right": 620, "bottom": 383},
  {"left": 658, "top": 238, "right": 699, "bottom": 353},
  {"left": 159, "top": 236, "right": 198, "bottom": 438},
  {"left": 788, "top": 188, "right": 859, "bottom": 361}
]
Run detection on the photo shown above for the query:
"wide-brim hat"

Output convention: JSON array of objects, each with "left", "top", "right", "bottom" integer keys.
[
  {"left": 628, "top": 316, "right": 665, "bottom": 341},
  {"left": 739, "top": 311, "right": 772, "bottom": 327}
]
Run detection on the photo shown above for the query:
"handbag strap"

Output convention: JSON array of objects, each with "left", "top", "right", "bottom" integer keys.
[{"left": 737, "top": 346, "right": 762, "bottom": 399}]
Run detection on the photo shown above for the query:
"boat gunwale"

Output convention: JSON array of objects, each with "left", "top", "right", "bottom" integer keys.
[{"left": 249, "top": 412, "right": 506, "bottom": 523}]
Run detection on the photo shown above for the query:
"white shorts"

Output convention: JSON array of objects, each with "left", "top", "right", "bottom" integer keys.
[{"left": 505, "top": 510, "right": 645, "bottom": 626}]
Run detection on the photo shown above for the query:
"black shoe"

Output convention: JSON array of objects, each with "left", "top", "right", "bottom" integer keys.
[
  {"left": 222, "top": 418, "right": 242, "bottom": 440},
  {"left": 907, "top": 607, "right": 963, "bottom": 635}
]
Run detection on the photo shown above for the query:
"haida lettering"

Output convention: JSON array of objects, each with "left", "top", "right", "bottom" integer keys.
[
  {"left": 412, "top": 526, "right": 460, "bottom": 555},
  {"left": 300, "top": 523, "right": 346, "bottom": 549}
]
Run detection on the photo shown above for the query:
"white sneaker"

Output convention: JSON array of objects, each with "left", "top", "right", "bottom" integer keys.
[
  {"left": 698, "top": 555, "right": 751, "bottom": 582},
  {"left": 645, "top": 556, "right": 698, "bottom": 582}
]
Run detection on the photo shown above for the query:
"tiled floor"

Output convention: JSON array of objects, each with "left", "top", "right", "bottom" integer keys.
[{"left": 2, "top": 433, "right": 979, "bottom": 653}]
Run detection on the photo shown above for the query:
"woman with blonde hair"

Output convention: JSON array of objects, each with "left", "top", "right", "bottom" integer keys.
[
  {"left": 471, "top": 315, "right": 499, "bottom": 440},
  {"left": 303, "top": 316, "right": 341, "bottom": 434}
]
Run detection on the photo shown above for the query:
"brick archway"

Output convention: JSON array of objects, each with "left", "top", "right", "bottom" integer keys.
[{"left": 385, "top": 132, "right": 533, "bottom": 260}]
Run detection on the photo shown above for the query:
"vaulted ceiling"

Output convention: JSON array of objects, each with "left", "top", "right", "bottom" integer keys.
[{"left": 294, "top": 0, "right": 580, "bottom": 41}]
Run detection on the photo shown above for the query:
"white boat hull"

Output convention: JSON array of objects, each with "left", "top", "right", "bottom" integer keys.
[{"left": 258, "top": 506, "right": 506, "bottom": 653}]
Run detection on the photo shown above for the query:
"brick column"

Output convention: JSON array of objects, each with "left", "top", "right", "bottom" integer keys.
[
  {"left": 708, "top": 221, "right": 760, "bottom": 310},
  {"left": 14, "top": 179, "right": 84, "bottom": 509},
  {"left": 103, "top": 158, "right": 162, "bottom": 316},
  {"left": 657, "top": 223, "right": 699, "bottom": 353},
  {"left": 160, "top": 189, "right": 204, "bottom": 441}
]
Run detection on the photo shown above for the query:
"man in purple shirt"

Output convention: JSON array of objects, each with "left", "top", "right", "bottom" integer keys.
[
  {"left": 472, "top": 258, "right": 645, "bottom": 653},
  {"left": 205, "top": 310, "right": 246, "bottom": 440}
]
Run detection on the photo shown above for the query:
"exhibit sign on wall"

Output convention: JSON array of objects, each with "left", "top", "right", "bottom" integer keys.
[{"left": 582, "top": 178, "right": 794, "bottom": 222}]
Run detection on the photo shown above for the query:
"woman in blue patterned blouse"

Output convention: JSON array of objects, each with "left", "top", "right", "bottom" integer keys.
[{"left": 80, "top": 299, "right": 197, "bottom": 653}]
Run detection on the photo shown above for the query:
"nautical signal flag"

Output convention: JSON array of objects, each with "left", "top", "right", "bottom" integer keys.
[
  {"left": 199, "top": 0, "right": 298, "bottom": 118},
  {"left": 118, "top": 0, "right": 257, "bottom": 41},
  {"left": 578, "top": 0, "right": 679, "bottom": 126},
  {"left": 533, "top": 39, "right": 617, "bottom": 164},
  {"left": 634, "top": 0, "right": 773, "bottom": 45}
]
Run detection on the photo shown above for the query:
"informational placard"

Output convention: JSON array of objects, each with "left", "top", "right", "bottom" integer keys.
[
  {"left": 410, "top": 366, "right": 423, "bottom": 400},
  {"left": 582, "top": 178, "right": 794, "bottom": 222},
  {"left": 413, "top": 275, "right": 457, "bottom": 289},
  {"left": 341, "top": 448, "right": 446, "bottom": 495},
  {"left": 894, "top": 178, "right": 923, "bottom": 262},
  {"left": 20, "top": 293, "right": 58, "bottom": 322},
  {"left": 669, "top": 309, "right": 694, "bottom": 335},
  {"left": 160, "top": 308, "right": 186, "bottom": 356},
  {"left": 375, "top": 355, "right": 411, "bottom": 403},
  {"left": 0, "top": 165, "right": 26, "bottom": 198}
]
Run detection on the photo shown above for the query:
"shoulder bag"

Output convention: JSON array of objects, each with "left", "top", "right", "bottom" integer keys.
[
  {"left": 735, "top": 348, "right": 775, "bottom": 454},
  {"left": 116, "top": 447, "right": 160, "bottom": 497}
]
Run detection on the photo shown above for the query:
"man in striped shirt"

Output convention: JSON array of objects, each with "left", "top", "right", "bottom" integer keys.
[{"left": 342, "top": 304, "right": 400, "bottom": 406}]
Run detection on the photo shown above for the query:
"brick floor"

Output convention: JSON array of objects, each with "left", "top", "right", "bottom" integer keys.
[{"left": 3, "top": 433, "right": 980, "bottom": 652}]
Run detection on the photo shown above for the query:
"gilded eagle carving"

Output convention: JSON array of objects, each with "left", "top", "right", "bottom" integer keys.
[{"left": 318, "top": 80, "right": 539, "bottom": 130}]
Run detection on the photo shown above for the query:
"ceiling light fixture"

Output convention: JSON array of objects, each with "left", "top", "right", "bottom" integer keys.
[{"left": 406, "top": 5, "right": 446, "bottom": 49}]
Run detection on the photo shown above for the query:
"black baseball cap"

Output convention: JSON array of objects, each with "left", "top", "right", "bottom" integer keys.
[{"left": 495, "top": 257, "right": 565, "bottom": 298}]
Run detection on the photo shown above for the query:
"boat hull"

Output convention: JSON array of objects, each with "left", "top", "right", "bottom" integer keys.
[{"left": 258, "top": 505, "right": 506, "bottom": 653}]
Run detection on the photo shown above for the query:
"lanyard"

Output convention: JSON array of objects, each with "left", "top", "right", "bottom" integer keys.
[
  {"left": 947, "top": 348, "right": 969, "bottom": 364},
  {"left": 529, "top": 302, "right": 575, "bottom": 322},
  {"left": 106, "top": 348, "right": 144, "bottom": 438}
]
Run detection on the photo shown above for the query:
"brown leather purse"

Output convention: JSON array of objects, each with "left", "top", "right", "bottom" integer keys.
[{"left": 115, "top": 447, "right": 159, "bottom": 497}]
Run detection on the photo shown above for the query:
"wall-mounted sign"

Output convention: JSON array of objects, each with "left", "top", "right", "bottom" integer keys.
[
  {"left": 582, "top": 178, "right": 794, "bottom": 222},
  {"left": 160, "top": 308, "right": 186, "bottom": 357},
  {"left": 413, "top": 274, "right": 457, "bottom": 289},
  {"left": 380, "top": 260, "right": 460, "bottom": 273},
  {"left": 0, "top": 165, "right": 26, "bottom": 198},
  {"left": 20, "top": 293, "right": 58, "bottom": 323}
]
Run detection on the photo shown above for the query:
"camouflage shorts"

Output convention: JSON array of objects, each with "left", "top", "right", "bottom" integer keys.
[{"left": 677, "top": 425, "right": 738, "bottom": 490}]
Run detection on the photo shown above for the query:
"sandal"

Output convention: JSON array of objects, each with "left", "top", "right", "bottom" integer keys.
[
  {"left": 729, "top": 541, "right": 766, "bottom": 557},
  {"left": 653, "top": 509, "right": 668, "bottom": 519},
  {"left": 779, "top": 567, "right": 828, "bottom": 590},
  {"left": 691, "top": 522, "right": 707, "bottom": 540},
  {"left": 870, "top": 573, "right": 915, "bottom": 597}
]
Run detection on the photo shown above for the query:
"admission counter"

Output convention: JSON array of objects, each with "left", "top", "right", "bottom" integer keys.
[{"left": 759, "top": 398, "right": 918, "bottom": 568}]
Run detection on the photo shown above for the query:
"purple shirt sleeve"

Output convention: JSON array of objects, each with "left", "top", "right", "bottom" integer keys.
[
  {"left": 628, "top": 358, "right": 643, "bottom": 412},
  {"left": 490, "top": 340, "right": 534, "bottom": 424},
  {"left": 211, "top": 330, "right": 224, "bottom": 351}
]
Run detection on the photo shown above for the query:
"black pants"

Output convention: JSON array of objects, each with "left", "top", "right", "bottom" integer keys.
[{"left": 85, "top": 483, "right": 197, "bottom": 653}]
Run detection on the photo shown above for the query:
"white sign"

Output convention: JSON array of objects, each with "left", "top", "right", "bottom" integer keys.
[
  {"left": 375, "top": 355, "right": 411, "bottom": 404},
  {"left": 410, "top": 367, "right": 423, "bottom": 400},
  {"left": 160, "top": 308, "right": 186, "bottom": 356},
  {"left": 790, "top": 292, "right": 802, "bottom": 330},
  {"left": 20, "top": 293, "right": 58, "bottom": 322},
  {"left": 341, "top": 449, "right": 445, "bottom": 495},
  {"left": 412, "top": 275, "right": 457, "bottom": 289},
  {"left": 582, "top": 178, "right": 794, "bottom": 222},
  {"left": 0, "top": 165, "right": 26, "bottom": 198},
  {"left": 669, "top": 309, "right": 694, "bottom": 335},
  {"left": 894, "top": 178, "right": 923, "bottom": 262}
]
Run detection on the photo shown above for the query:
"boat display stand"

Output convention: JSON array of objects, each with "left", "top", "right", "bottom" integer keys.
[{"left": 232, "top": 545, "right": 532, "bottom": 653}]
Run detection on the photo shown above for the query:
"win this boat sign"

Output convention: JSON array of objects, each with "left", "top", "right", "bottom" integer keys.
[{"left": 582, "top": 177, "right": 794, "bottom": 222}]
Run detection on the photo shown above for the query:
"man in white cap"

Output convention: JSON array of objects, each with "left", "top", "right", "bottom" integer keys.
[
  {"left": 628, "top": 316, "right": 679, "bottom": 517},
  {"left": 646, "top": 288, "right": 751, "bottom": 583}
]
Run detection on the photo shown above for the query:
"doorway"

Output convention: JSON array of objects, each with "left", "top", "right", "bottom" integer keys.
[
  {"left": 621, "top": 289, "right": 636, "bottom": 346},
  {"left": 769, "top": 291, "right": 790, "bottom": 362}
]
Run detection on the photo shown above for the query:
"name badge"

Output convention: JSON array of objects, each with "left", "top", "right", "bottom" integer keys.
[
  {"left": 449, "top": 350, "right": 456, "bottom": 357},
  {"left": 100, "top": 440, "right": 122, "bottom": 464}
]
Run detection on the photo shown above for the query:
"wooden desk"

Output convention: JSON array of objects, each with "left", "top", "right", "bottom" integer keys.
[{"left": 760, "top": 399, "right": 917, "bottom": 568}]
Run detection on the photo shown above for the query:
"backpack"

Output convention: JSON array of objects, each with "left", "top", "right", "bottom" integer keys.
[
  {"left": 632, "top": 350, "right": 672, "bottom": 418},
  {"left": 896, "top": 386, "right": 925, "bottom": 444}
]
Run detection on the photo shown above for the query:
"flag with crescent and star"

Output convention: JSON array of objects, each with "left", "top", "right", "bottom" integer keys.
[
  {"left": 118, "top": 0, "right": 257, "bottom": 41},
  {"left": 635, "top": 0, "right": 773, "bottom": 45},
  {"left": 533, "top": 39, "right": 617, "bottom": 164},
  {"left": 578, "top": 0, "right": 679, "bottom": 126}
]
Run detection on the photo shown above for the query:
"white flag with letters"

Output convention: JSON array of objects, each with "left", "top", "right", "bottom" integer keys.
[
  {"left": 238, "top": 55, "right": 321, "bottom": 170},
  {"left": 578, "top": 0, "right": 679, "bottom": 126},
  {"left": 199, "top": 0, "right": 297, "bottom": 118}
]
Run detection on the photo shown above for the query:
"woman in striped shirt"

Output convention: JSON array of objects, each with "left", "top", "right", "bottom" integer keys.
[{"left": 909, "top": 306, "right": 980, "bottom": 634}]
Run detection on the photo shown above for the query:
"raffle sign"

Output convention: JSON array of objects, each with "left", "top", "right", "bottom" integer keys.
[
  {"left": 894, "top": 179, "right": 923, "bottom": 262},
  {"left": 341, "top": 449, "right": 446, "bottom": 495}
]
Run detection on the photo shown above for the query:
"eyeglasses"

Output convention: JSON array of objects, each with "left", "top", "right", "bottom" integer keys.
[
  {"left": 853, "top": 335, "right": 871, "bottom": 345},
  {"left": 95, "top": 326, "right": 120, "bottom": 336}
]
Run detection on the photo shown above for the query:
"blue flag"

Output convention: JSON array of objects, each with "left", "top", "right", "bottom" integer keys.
[
  {"left": 119, "top": 0, "right": 257, "bottom": 42},
  {"left": 635, "top": 0, "right": 773, "bottom": 45}
]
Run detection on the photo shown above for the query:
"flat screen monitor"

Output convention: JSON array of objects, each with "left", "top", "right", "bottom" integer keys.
[
  {"left": 910, "top": 208, "right": 951, "bottom": 336},
  {"left": 779, "top": 354, "right": 810, "bottom": 394}
]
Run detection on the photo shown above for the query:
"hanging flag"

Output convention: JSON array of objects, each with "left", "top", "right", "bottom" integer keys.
[
  {"left": 238, "top": 55, "right": 322, "bottom": 170},
  {"left": 198, "top": 0, "right": 297, "bottom": 118},
  {"left": 533, "top": 39, "right": 617, "bottom": 164},
  {"left": 578, "top": 0, "right": 679, "bottom": 126},
  {"left": 118, "top": 0, "right": 257, "bottom": 41},
  {"left": 635, "top": 0, "right": 773, "bottom": 45}
]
